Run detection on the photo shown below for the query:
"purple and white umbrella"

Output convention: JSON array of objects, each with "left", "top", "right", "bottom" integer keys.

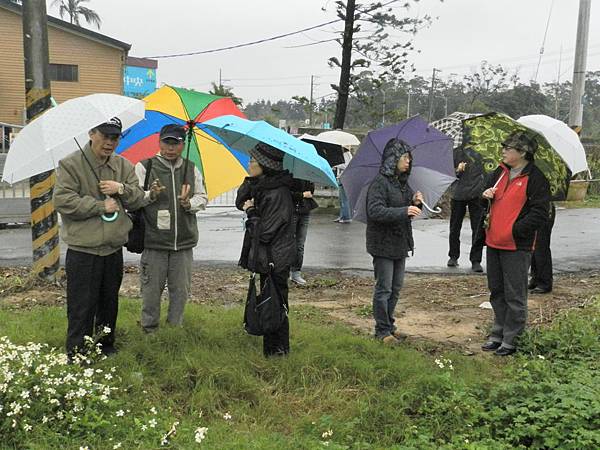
[{"left": 340, "top": 116, "right": 456, "bottom": 222}]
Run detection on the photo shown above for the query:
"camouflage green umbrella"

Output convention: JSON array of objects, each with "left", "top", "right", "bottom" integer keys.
[{"left": 462, "top": 112, "right": 571, "bottom": 200}]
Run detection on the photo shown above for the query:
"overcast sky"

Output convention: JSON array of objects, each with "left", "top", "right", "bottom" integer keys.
[{"left": 46, "top": 0, "right": 600, "bottom": 104}]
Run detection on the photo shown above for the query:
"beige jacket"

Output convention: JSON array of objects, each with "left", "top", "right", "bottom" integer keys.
[{"left": 54, "top": 143, "right": 147, "bottom": 255}]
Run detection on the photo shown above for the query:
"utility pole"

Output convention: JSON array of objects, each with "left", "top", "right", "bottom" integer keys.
[
  {"left": 568, "top": 0, "right": 591, "bottom": 133},
  {"left": 555, "top": 45, "right": 562, "bottom": 119},
  {"left": 444, "top": 96, "right": 448, "bottom": 117},
  {"left": 309, "top": 75, "right": 314, "bottom": 127},
  {"left": 428, "top": 68, "right": 440, "bottom": 122},
  {"left": 22, "top": 0, "right": 59, "bottom": 280},
  {"left": 219, "top": 68, "right": 222, "bottom": 88},
  {"left": 406, "top": 91, "right": 411, "bottom": 118},
  {"left": 381, "top": 90, "right": 386, "bottom": 126}
]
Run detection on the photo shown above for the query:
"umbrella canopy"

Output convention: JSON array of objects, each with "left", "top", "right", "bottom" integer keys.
[
  {"left": 116, "top": 85, "right": 247, "bottom": 200},
  {"left": 200, "top": 115, "right": 338, "bottom": 187},
  {"left": 517, "top": 114, "right": 589, "bottom": 176},
  {"left": 298, "top": 134, "right": 345, "bottom": 167},
  {"left": 340, "top": 116, "right": 456, "bottom": 222},
  {"left": 2, "top": 94, "right": 144, "bottom": 184},
  {"left": 462, "top": 112, "right": 572, "bottom": 200},
  {"left": 316, "top": 130, "right": 361, "bottom": 147},
  {"left": 430, "top": 112, "right": 480, "bottom": 148}
]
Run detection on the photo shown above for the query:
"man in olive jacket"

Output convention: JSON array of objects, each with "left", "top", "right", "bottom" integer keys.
[
  {"left": 54, "top": 118, "right": 153, "bottom": 358},
  {"left": 134, "top": 124, "right": 208, "bottom": 333}
]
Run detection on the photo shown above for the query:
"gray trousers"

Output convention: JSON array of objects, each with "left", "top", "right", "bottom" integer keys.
[
  {"left": 140, "top": 248, "right": 193, "bottom": 331},
  {"left": 486, "top": 247, "right": 531, "bottom": 348},
  {"left": 372, "top": 256, "right": 406, "bottom": 339}
]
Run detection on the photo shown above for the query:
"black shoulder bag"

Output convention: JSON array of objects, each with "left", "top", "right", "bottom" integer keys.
[
  {"left": 125, "top": 158, "right": 153, "bottom": 254},
  {"left": 243, "top": 223, "right": 287, "bottom": 336}
]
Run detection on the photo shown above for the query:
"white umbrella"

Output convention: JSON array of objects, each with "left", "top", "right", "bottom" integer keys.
[
  {"left": 316, "top": 130, "right": 361, "bottom": 147},
  {"left": 2, "top": 93, "right": 145, "bottom": 184},
  {"left": 517, "top": 114, "right": 590, "bottom": 176}
]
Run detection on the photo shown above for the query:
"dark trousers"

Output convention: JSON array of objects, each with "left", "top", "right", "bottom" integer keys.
[
  {"left": 448, "top": 198, "right": 485, "bottom": 263},
  {"left": 372, "top": 256, "right": 406, "bottom": 339},
  {"left": 260, "top": 269, "right": 290, "bottom": 356},
  {"left": 65, "top": 249, "right": 123, "bottom": 355},
  {"left": 530, "top": 204, "right": 556, "bottom": 291},
  {"left": 486, "top": 247, "right": 531, "bottom": 348},
  {"left": 291, "top": 213, "right": 310, "bottom": 272}
]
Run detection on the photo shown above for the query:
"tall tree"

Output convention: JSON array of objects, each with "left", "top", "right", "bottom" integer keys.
[
  {"left": 51, "top": 0, "right": 101, "bottom": 29},
  {"left": 208, "top": 82, "right": 243, "bottom": 106},
  {"left": 329, "top": 1, "right": 433, "bottom": 129}
]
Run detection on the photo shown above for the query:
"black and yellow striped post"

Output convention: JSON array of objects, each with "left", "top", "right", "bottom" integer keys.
[{"left": 22, "top": 0, "right": 59, "bottom": 280}]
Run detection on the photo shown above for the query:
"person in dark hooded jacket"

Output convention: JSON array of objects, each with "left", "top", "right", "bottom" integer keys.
[
  {"left": 236, "top": 142, "right": 295, "bottom": 357},
  {"left": 366, "top": 138, "right": 423, "bottom": 345}
]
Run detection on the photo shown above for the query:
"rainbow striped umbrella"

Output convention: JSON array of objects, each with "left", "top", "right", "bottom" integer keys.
[{"left": 116, "top": 85, "right": 248, "bottom": 199}]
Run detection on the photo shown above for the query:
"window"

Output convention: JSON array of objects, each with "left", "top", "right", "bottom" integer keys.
[{"left": 49, "top": 64, "right": 78, "bottom": 82}]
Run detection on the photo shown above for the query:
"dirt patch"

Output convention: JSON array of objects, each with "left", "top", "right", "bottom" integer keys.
[{"left": 2, "top": 266, "right": 598, "bottom": 353}]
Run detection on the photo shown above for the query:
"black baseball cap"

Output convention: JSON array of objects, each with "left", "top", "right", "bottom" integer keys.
[
  {"left": 160, "top": 124, "right": 186, "bottom": 142},
  {"left": 96, "top": 117, "right": 122, "bottom": 136}
]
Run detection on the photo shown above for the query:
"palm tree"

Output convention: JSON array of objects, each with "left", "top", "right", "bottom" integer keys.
[
  {"left": 209, "top": 82, "right": 243, "bottom": 106},
  {"left": 51, "top": 0, "right": 101, "bottom": 29}
]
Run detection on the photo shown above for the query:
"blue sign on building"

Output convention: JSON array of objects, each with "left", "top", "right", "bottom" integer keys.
[{"left": 123, "top": 57, "right": 158, "bottom": 98}]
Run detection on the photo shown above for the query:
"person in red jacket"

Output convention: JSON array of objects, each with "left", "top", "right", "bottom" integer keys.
[{"left": 480, "top": 131, "right": 550, "bottom": 356}]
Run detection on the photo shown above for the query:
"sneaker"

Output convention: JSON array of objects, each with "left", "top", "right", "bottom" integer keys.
[
  {"left": 447, "top": 258, "right": 458, "bottom": 267},
  {"left": 494, "top": 346, "right": 516, "bottom": 357},
  {"left": 338, "top": 219, "right": 352, "bottom": 224},
  {"left": 530, "top": 287, "right": 551, "bottom": 294},
  {"left": 333, "top": 217, "right": 341, "bottom": 223},
  {"left": 481, "top": 341, "right": 502, "bottom": 351},
  {"left": 471, "top": 262, "right": 483, "bottom": 273},
  {"left": 382, "top": 335, "right": 400, "bottom": 346},
  {"left": 527, "top": 280, "right": 537, "bottom": 290},
  {"left": 392, "top": 330, "right": 408, "bottom": 341},
  {"left": 291, "top": 271, "right": 307, "bottom": 286}
]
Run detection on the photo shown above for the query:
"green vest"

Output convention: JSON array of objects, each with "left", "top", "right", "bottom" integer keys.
[{"left": 142, "top": 157, "right": 198, "bottom": 251}]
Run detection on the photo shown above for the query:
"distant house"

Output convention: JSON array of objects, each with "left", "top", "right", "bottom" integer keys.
[{"left": 0, "top": 0, "right": 131, "bottom": 125}]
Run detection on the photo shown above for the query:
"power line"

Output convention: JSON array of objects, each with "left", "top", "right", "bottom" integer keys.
[{"left": 142, "top": 19, "right": 342, "bottom": 59}]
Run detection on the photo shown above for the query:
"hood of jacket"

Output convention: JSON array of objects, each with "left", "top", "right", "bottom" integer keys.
[{"left": 379, "top": 138, "right": 412, "bottom": 184}]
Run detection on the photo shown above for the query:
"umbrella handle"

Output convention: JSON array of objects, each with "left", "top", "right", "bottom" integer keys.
[
  {"left": 101, "top": 195, "right": 119, "bottom": 222},
  {"left": 421, "top": 201, "right": 441, "bottom": 214},
  {"left": 101, "top": 211, "right": 119, "bottom": 222}
]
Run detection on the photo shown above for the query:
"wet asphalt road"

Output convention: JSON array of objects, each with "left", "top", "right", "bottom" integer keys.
[{"left": 1, "top": 207, "right": 599, "bottom": 274}]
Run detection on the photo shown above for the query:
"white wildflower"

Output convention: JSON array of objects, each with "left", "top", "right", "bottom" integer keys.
[
  {"left": 113, "top": 443, "right": 122, "bottom": 449},
  {"left": 322, "top": 429, "right": 333, "bottom": 439},
  {"left": 150, "top": 406, "right": 157, "bottom": 415},
  {"left": 149, "top": 418, "right": 157, "bottom": 428},
  {"left": 223, "top": 412, "right": 232, "bottom": 421},
  {"left": 194, "top": 426, "right": 208, "bottom": 444},
  {"left": 537, "top": 355, "right": 546, "bottom": 360},
  {"left": 102, "top": 326, "right": 112, "bottom": 334},
  {"left": 115, "top": 409, "right": 125, "bottom": 417}
]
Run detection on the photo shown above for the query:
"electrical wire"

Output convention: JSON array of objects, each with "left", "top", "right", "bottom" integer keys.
[{"left": 142, "top": 19, "right": 342, "bottom": 59}]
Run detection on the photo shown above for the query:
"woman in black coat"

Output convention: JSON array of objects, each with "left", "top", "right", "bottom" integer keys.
[
  {"left": 236, "top": 143, "right": 295, "bottom": 357},
  {"left": 366, "top": 138, "right": 423, "bottom": 345}
]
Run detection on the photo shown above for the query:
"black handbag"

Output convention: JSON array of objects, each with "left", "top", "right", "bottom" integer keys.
[
  {"left": 125, "top": 159, "right": 153, "bottom": 254},
  {"left": 243, "top": 271, "right": 287, "bottom": 336}
]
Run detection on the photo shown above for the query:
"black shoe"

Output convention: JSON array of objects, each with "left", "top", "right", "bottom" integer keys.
[
  {"left": 530, "top": 287, "right": 551, "bottom": 294},
  {"left": 101, "top": 345, "right": 118, "bottom": 356},
  {"left": 447, "top": 258, "right": 458, "bottom": 267},
  {"left": 471, "top": 262, "right": 483, "bottom": 273},
  {"left": 528, "top": 280, "right": 537, "bottom": 290},
  {"left": 481, "top": 341, "right": 502, "bottom": 351},
  {"left": 494, "top": 346, "right": 516, "bottom": 357}
]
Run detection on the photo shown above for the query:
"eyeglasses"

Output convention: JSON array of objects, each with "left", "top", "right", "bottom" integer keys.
[{"left": 99, "top": 132, "right": 120, "bottom": 142}]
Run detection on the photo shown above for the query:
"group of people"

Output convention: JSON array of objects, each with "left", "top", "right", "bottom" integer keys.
[
  {"left": 366, "top": 131, "right": 552, "bottom": 355},
  {"left": 54, "top": 120, "right": 316, "bottom": 359},
  {"left": 53, "top": 117, "right": 552, "bottom": 360}
]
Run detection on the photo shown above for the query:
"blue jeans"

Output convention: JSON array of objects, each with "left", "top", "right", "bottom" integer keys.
[
  {"left": 372, "top": 256, "right": 406, "bottom": 339},
  {"left": 291, "top": 213, "right": 310, "bottom": 272},
  {"left": 338, "top": 183, "right": 351, "bottom": 220}
]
